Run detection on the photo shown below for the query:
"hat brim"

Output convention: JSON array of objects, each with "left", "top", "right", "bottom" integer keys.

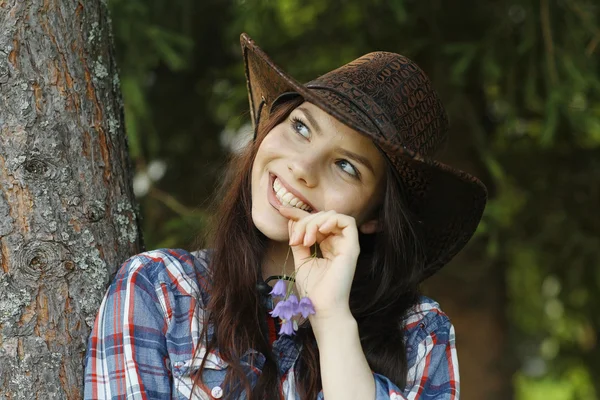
[{"left": 241, "top": 33, "right": 487, "bottom": 281}]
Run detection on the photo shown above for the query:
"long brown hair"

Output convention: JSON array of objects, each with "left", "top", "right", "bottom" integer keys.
[{"left": 191, "top": 97, "right": 425, "bottom": 399}]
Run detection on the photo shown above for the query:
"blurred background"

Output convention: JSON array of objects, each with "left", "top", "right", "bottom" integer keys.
[{"left": 107, "top": 0, "right": 599, "bottom": 398}]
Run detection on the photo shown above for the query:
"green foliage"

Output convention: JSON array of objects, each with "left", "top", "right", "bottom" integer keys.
[
  {"left": 515, "top": 364, "right": 597, "bottom": 400},
  {"left": 109, "top": 0, "right": 193, "bottom": 158}
]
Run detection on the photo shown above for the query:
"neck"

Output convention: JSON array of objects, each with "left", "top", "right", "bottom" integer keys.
[{"left": 261, "top": 240, "right": 295, "bottom": 283}]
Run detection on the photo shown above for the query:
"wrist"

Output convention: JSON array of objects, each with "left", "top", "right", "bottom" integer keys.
[{"left": 309, "top": 308, "right": 357, "bottom": 341}]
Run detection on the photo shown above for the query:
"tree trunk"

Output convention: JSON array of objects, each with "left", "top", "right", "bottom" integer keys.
[{"left": 0, "top": 1, "right": 141, "bottom": 398}]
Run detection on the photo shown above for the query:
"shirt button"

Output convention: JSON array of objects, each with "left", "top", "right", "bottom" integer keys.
[{"left": 211, "top": 386, "right": 223, "bottom": 399}]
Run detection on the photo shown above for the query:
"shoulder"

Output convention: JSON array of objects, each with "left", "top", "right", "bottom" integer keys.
[
  {"left": 387, "top": 297, "right": 459, "bottom": 398},
  {"left": 401, "top": 296, "right": 458, "bottom": 391},
  {"left": 402, "top": 295, "right": 455, "bottom": 351},
  {"left": 402, "top": 295, "right": 451, "bottom": 333},
  {"left": 111, "top": 248, "right": 213, "bottom": 304}
]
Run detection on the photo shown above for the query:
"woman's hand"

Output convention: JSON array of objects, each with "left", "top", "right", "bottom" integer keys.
[
  {"left": 278, "top": 206, "right": 360, "bottom": 324},
  {"left": 279, "top": 207, "right": 376, "bottom": 400}
]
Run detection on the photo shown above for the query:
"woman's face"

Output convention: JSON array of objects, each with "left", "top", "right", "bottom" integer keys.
[{"left": 251, "top": 101, "right": 386, "bottom": 242}]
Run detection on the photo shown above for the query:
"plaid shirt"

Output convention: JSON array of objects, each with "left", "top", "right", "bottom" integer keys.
[{"left": 84, "top": 249, "right": 459, "bottom": 399}]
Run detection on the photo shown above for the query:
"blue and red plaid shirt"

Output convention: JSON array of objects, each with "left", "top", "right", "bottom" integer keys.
[{"left": 84, "top": 248, "right": 459, "bottom": 399}]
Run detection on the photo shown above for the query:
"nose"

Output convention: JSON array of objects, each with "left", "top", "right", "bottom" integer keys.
[{"left": 288, "top": 155, "right": 319, "bottom": 188}]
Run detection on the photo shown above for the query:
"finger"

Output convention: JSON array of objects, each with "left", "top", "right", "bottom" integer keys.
[
  {"left": 300, "top": 217, "right": 334, "bottom": 249},
  {"left": 289, "top": 211, "right": 328, "bottom": 246},
  {"left": 295, "top": 211, "right": 337, "bottom": 246},
  {"left": 303, "top": 220, "right": 322, "bottom": 247},
  {"left": 323, "top": 214, "right": 356, "bottom": 231},
  {"left": 302, "top": 211, "right": 337, "bottom": 246},
  {"left": 317, "top": 215, "right": 359, "bottom": 249},
  {"left": 280, "top": 206, "right": 313, "bottom": 245},
  {"left": 288, "top": 219, "right": 311, "bottom": 261},
  {"left": 278, "top": 205, "right": 311, "bottom": 221},
  {"left": 303, "top": 210, "right": 340, "bottom": 246},
  {"left": 318, "top": 218, "right": 339, "bottom": 235},
  {"left": 317, "top": 212, "right": 355, "bottom": 231}
]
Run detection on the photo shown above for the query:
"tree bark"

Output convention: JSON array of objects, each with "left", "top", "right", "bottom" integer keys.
[{"left": 0, "top": 1, "right": 141, "bottom": 398}]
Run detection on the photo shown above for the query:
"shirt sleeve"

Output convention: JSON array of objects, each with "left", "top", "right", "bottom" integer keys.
[
  {"left": 84, "top": 255, "right": 172, "bottom": 400},
  {"left": 373, "top": 317, "right": 460, "bottom": 400}
]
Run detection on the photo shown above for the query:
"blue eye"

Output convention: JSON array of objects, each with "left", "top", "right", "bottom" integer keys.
[
  {"left": 337, "top": 160, "right": 359, "bottom": 178},
  {"left": 291, "top": 117, "right": 310, "bottom": 139}
]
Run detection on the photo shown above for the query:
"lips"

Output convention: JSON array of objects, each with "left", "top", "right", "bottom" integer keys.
[{"left": 268, "top": 173, "right": 317, "bottom": 213}]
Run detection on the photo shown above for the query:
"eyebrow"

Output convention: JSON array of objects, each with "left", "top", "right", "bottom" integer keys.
[{"left": 296, "top": 106, "right": 376, "bottom": 175}]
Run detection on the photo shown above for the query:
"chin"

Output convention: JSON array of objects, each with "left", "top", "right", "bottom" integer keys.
[{"left": 251, "top": 209, "right": 289, "bottom": 242}]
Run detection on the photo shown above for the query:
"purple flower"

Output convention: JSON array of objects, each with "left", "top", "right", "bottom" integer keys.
[
  {"left": 269, "top": 279, "right": 287, "bottom": 298},
  {"left": 279, "top": 319, "right": 295, "bottom": 336},
  {"left": 287, "top": 294, "right": 299, "bottom": 312},
  {"left": 297, "top": 296, "right": 316, "bottom": 318},
  {"left": 270, "top": 300, "right": 291, "bottom": 319},
  {"left": 270, "top": 294, "right": 299, "bottom": 320}
]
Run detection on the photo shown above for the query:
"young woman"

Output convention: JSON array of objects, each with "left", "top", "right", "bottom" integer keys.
[{"left": 84, "top": 34, "right": 487, "bottom": 400}]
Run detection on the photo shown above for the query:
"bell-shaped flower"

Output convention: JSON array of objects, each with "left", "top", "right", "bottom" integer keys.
[
  {"left": 269, "top": 279, "right": 287, "bottom": 298},
  {"left": 270, "top": 294, "right": 298, "bottom": 320},
  {"left": 279, "top": 319, "right": 295, "bottom": 336},
  {"left": 297, "top": 296, "right": 316, "bottom": 318},
  {"left": 286, "top": 294, "right": 299, "bottom": 314}
]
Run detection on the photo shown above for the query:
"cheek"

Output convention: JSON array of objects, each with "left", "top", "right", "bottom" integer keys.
[
  {"left": 255, "top": 130, "right": 286, "bottom": 161},
  {"left": 323, "top": 185, "right": 379, "bottom": 223},
  {"left": 322, "top": 187, "right": 364, "bottom": 216},
  {"left": 264, "top": 127, "right": 290, "bottom": 150},
  {"left": 253, "top": 134, "right": 278, "bottom": 172},
  {"left": 259, "top": 132, "right": 299, "bottom": 172}
]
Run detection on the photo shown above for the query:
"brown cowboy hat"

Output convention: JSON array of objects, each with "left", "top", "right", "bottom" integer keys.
[{"left": 240, "top": 33, "right": 487, "bottom": 281}]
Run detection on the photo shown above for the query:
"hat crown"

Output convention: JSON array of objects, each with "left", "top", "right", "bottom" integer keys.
[{"left": 306, "top": 52, "right": 448, "bottom": 157}]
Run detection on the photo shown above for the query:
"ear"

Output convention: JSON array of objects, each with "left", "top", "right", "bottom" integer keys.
[{"left": 358, "top": 218, "right": 380, "bottom": 234}]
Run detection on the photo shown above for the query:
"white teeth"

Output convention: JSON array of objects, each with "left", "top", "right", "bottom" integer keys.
[
  {"left": 282, "top": 192, "right": 293, "bottom": 202},
  {"left": 272, "top": 177, "right": 313, "bottom": 212}
]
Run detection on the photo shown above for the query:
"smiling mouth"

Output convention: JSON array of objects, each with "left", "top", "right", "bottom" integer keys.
[{"left": 269, "top": 174, "right": 314, "bottom": 212}]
